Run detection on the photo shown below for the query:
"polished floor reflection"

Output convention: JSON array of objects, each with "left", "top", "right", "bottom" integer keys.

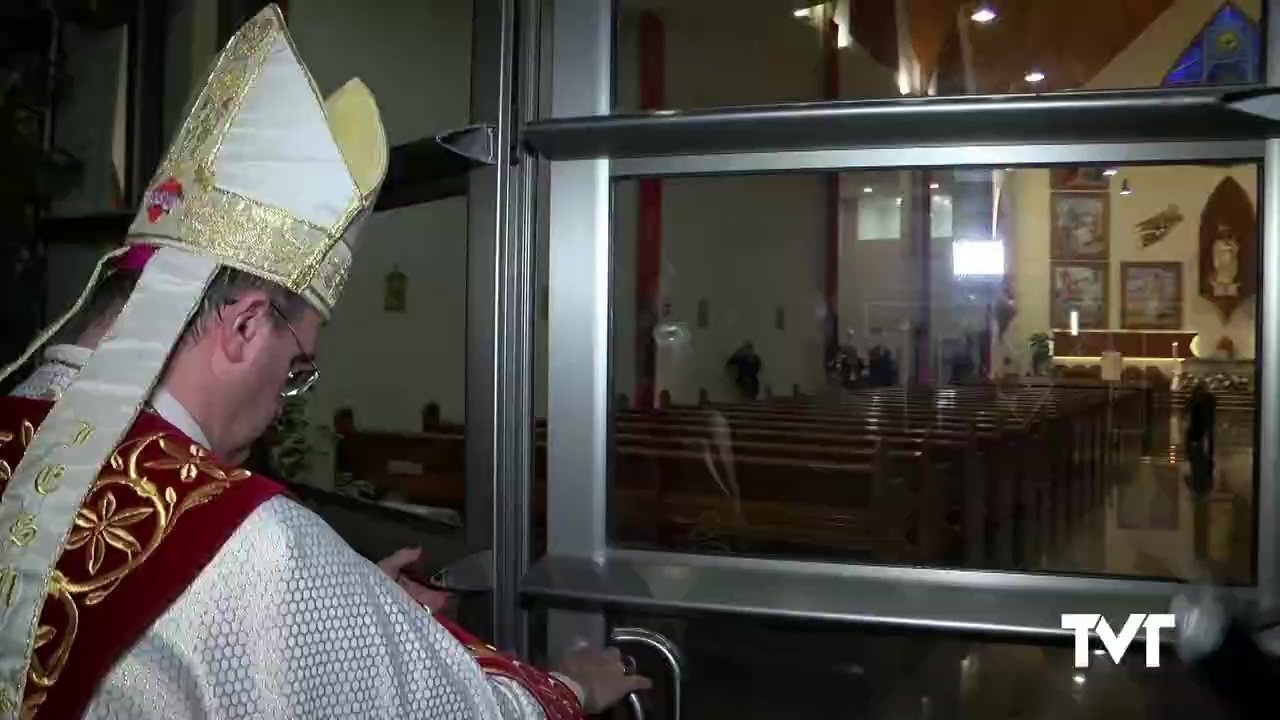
[{"left": 1073, "top": 407, "right": 1254, "bottom": 585}]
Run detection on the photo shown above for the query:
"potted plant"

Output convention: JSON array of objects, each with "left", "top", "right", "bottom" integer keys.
[{"left": 265, "top": 397, "right": 336, "bottom": 488}]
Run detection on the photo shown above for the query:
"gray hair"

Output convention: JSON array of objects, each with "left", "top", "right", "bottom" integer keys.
[
  {"left": 55, "top": 265, "right": 308, "bottom": 348},
  {"left": 180, "top": 267, "right": 310, "bottom": 345}
]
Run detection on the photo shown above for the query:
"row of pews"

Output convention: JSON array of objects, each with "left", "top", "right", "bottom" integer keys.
[{"left": 337, "top": 382, "right": 1163, "bottom": 568}]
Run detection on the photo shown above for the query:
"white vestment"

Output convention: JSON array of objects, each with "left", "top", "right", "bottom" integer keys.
[{"left": 13, "top": 349, "right": 553, "bottom": 720}]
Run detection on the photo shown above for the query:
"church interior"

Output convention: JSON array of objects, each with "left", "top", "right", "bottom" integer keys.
[{"left": 16, "top": 0, "right": 1270, "bottom": 717}]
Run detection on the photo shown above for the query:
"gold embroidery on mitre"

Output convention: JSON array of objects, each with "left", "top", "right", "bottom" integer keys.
[
  {"left": 152, "top": 14, "right": 277, "bottom": 186},
  {"left": 174, "top": 186, "right": 336, "bottom": 290},
  {"left": 126, "top": 7, "right": 383, "bottom": 320},
  {"left": 312, "top": 240, "right": 353, "bottom": 310},
  {"left": 23, "top": 431, "right": 251, "bottom": 715}
]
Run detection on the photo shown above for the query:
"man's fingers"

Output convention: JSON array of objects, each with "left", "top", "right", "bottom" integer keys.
[
  {"left": 623, "top": 674, "right": 653, "bottom": 692},
  {"left": 391, "top": 547, "right": 423, "bottom": 566},
  {"left": 378, "top": 547, "right": 423, "bottom": 575}
]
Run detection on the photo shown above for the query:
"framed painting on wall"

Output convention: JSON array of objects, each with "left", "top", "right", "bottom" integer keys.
[
  {"left": 1050, "top": 167, "right": 1111, "bottom": 191},
  {"left": 1051, "top": 191, "right": 1110, "bottom": 260},
  {"left": 1050, "top": 262, "right": 1109, "bottom": 330},
  {"left": 1122, "top": 262, "right": 1183, "bottom": 330}
]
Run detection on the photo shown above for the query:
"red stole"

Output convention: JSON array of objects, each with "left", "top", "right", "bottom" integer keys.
[
  {"left": 0, "top": 396, "right": 584, "bottom": 719},
  {"left": 0, "top": 396, "right": 284, "bottom": 719}
]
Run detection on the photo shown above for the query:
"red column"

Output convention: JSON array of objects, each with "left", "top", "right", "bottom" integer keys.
[{"left": 634, "top": 12, "right": 664, "bottom": 409}]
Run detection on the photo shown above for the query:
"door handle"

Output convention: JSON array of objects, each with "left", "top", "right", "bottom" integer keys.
[
  {"left": 622, "top": 692, "right": 645, "bottom": 720},
  {"left": 610, "top": 627, "right": 684, "bottom": 720}
]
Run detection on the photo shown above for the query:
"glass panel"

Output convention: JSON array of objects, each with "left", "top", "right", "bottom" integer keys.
[
  {"left": 259, "top": 1, "right": 473, "bottom": 560},
  {"left": 607, "top": 163, "right": 1258, "bottom": 581},
  {"left": 552, "top": 610, "right": 1244, "bottom": 719},
  {"left": 614, "top": 0, "right": 1264, "bottom": 112}
]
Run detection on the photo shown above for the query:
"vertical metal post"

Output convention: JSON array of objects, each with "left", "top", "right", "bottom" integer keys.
[
  {"left": 467, "top": 0, "right": 520, "bottom": 650},
  {"left": 1257, "top": 0, "right": 1280, "bottom": 613},
  {"left": 545, "top": 0, "right": 614, "bottom": 653}
]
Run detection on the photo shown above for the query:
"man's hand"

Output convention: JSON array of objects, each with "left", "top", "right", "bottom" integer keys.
[
  {"left": 553, "top": 643, "right": 652, "bottom": 713},
  {"left": 377, "top": 547, "right": 449, "bottom": 612}
]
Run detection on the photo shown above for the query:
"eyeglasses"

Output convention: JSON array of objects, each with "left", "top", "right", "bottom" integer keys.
[{"left": 269, "top": 303, "right": 319, "bottom": 398}]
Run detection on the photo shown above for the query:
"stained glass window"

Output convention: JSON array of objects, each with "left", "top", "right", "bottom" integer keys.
[{"left": 1164, "top": 3, "right": 1261, "bottom": 86}]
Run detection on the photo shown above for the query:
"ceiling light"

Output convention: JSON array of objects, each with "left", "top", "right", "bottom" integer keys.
[
  {"left": 929, "top": 182, "right": 941, "bottom": 190},
  {"left": 1072, "top": 673, "right": 1086, "bottom": 685},
  {"left": 793, "top": 7, "right": 812, "bottom": 18},
  {"left": 1025, "top": 70, "right": 1046, "bottom": 83},
  {"left": 971, "top": 8, "right": 997, "bottom": 24},
  {"left": 863, "top": 187, "right": 873, "bottom": 194},
  {"left": 1120, "top": 179, "right": 1133, "bottom": 196},
  {"left": 1103, "top": 168, "right": 1118, "bottom": 176}
]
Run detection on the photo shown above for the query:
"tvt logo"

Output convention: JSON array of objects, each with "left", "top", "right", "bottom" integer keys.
[{"left": 1061, "top": 613, "right": 1176, "bottom": 668}]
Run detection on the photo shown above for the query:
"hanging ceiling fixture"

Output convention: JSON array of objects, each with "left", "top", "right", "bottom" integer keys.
[
  {"left": 1120, "top": 179, "right": 1134, "bottom": 196},
  {"left": 1025, "top": 70, "right": 1046, "bottom": 83}
]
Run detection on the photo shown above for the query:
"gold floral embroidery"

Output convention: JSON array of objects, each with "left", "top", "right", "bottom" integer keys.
[
  {"left": 26, "top": 431, "right": 251, "bottom": 710},
  {"left": 145, "top": 438, "right": 250, "bottom": 483},
  {"left": 67, "top": 493, "right": 152, "bottom": 575},
  {"left": 0, "top": 431, "right": 12, "bottom": 485},
  {"left": 0, "top": 422, "right": 33, "bottom": 486}
]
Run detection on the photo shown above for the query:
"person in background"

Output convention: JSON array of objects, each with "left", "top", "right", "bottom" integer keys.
[
  {"left": 0, "top": 7, "right": 643, "bottom": 719},
  {"left": 867, "top": 329, "right": 897, "bottom": 387},
  {"left": 1184, "top": 380, "right": 1217, "bottom": 496},
  {"left": 422, "top": 401, "right": 442, "bottom": 429},
  {"left": 726, "top": 340, "right": 763, "bottom": 400}
]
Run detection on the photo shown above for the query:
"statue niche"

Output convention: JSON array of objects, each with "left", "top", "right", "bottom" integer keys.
[{"left": 1199, "top": 176, "right": 1256, "bottom": 321}]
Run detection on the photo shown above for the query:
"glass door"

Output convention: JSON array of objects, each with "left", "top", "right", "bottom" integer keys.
[{"left": 518, "top": 0, "right": 1280, "bottom": 716}]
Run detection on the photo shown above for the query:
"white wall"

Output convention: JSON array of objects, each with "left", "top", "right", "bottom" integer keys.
[
  {"left": 1003, "top": 165, "right": 1258, "bottom": 369},
  {"left": 996, "top": 0, "right": 1264, "bottom": 371},
  {"left": 290, "top": 0, "right": 474, "bottom": 430},
  {"left": 608, "top": 8, "right": 895, "bottom": 405},
  {"left": 655, "top": 174, "right": 828, "bottom": 403}
]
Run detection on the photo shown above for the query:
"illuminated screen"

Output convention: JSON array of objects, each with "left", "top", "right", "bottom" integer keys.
[{"left": 952, "top": 239, "right": 1004, "bottom": 277}]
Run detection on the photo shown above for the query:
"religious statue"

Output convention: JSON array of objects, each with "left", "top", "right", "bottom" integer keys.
[
  {"left": 1211, "top": 224, "right": 1241, "bottom": 297},
  {"left": 1199, "top": 177, "right": 1256, "bottom": 321}
]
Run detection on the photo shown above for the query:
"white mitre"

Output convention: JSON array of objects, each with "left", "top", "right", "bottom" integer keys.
[{"left": 0, "top": 5, "right": 386, "bottom": 716}]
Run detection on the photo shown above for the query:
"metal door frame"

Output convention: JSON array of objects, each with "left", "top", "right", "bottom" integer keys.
[{"left": 515, "top": 0, "right": 1280, "bottom": 663}]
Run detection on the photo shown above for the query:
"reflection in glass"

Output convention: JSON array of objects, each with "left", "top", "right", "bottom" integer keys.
[
  {"left": 608, "top": 164, "right": 1258, "bottom": 582},
  {"left": 615, "top": 0, "right": 1263, "bottom": 111}
]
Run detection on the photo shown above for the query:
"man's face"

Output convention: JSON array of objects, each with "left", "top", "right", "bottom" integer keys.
[{"left": 212, "top": 294, "right": 322, "bottom": 461}]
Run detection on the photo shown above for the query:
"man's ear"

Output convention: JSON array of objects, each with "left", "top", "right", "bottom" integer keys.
[{"left": 217, "top": 293, "right": 271, "bottom": 364}]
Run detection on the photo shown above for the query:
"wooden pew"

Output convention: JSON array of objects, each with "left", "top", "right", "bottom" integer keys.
[{"left": 333, "top": 382, "right": 1124, "bottom": 570}]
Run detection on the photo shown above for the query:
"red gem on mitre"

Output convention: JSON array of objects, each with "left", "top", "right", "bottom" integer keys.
[{"left": 145, "top": 176, "right": 184, "bottom": 223}]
